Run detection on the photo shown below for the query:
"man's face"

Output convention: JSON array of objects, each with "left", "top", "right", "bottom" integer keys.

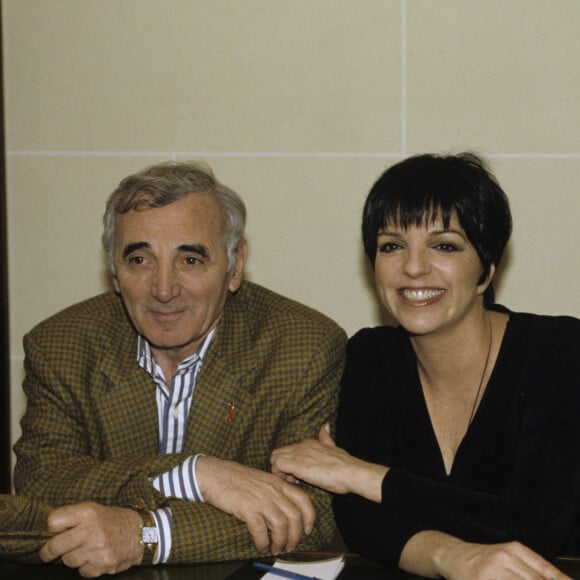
[{"left": 112, "top": 192, "right": 246, "bottom": 369}]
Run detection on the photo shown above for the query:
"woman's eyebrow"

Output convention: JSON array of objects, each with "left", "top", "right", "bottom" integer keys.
[{"left": 430, "top": 228, "right": 467, "bottom": 239}]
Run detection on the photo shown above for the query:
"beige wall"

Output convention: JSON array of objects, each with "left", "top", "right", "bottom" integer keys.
[{"left": 4, "top": 1, "right": 580, "bottom": 471}]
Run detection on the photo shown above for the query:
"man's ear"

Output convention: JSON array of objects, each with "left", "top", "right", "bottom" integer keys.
[
  {"left": 228, "top": 240, "right": 248, "bottom": 293},
  {"left": 112, "top": 276, "right": 121, "bottom": 294}
]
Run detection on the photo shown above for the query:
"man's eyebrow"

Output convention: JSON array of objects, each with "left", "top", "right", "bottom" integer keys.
[
  {"left": 178, "top": 244, "right": 210, "bottom": 259},
  {"left": 122, "top": 242, "right": 149, "bottom": 259},
  {"left": 121, "top": 242, "right": 211, "bottom": 260}
]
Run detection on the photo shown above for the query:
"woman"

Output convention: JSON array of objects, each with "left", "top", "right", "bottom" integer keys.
[{"left": 271, "top": 153, "right": 580, "bottom": 579}]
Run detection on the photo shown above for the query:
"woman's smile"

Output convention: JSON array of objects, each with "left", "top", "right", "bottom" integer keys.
[{"left": 399, "top": 287, "right": 446, "bottom": 306}]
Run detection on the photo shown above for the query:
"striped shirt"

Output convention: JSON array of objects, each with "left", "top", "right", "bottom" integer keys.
[{"left": 137, "top": 328, "right": 216, "bottom": 563}]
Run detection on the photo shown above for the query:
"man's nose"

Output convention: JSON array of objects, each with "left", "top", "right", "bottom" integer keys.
[{"left": 151, "top": 264, "right": 181, "bottom": 302}]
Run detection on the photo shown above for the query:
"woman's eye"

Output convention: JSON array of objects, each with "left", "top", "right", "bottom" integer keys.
[
  {"left": 378, "top": 242, "right": 401, "bottom": 253},
  {"left": 434, "top": 243, "right": 458, "bottom": 252}
]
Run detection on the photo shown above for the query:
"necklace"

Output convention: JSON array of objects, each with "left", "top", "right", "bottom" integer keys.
[{"left": 467, "top": 315, "right": 493, "bottom": 426}]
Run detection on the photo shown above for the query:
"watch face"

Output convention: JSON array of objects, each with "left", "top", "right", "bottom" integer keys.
[{"left": 142, "top": 526, "right": 158, "bottom": 544}]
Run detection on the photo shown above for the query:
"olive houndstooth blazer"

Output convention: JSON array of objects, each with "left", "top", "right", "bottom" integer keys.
[{"left": 14, "top": 281, "right": 346, "bottom": 563}]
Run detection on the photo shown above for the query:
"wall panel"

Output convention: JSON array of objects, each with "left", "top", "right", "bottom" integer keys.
[{"left": 4, "top": 0, "right": 579, "bottom": 476}]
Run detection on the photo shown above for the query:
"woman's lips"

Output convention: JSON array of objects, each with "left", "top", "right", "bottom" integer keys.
[{"left": 399, "top": 288, "right": 445, "bottom": 306}]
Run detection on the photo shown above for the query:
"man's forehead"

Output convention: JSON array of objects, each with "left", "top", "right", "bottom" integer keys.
[
  {"left": 118, "top": 194, "right": 222, "bottom": 230},
  {"left": 113, "top": 194, "right": 227, "bottom": 256}
]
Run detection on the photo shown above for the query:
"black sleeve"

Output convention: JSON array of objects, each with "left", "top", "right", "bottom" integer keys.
[{"left": 333, "top": 318, "right": 580, "bottom": 568}]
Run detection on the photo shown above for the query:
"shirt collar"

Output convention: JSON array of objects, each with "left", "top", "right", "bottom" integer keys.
[{"left": 137, "top": 326, "right": 218, "bottom": 378}]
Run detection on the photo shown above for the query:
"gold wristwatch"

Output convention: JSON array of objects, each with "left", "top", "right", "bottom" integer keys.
[{"left": 132, "top": 502, "right": 158, "bottom": 566}]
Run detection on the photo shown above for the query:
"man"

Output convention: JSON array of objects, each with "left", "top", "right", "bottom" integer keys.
[{"left": 13, "top": 161, "right": 346, "bottom": 576}]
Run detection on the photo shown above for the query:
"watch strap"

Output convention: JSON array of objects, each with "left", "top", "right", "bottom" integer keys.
[{"left": 132, "top": 505, "right": 158, "bottom": 566}]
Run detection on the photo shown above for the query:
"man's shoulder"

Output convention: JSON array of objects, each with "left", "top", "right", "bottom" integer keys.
[
  {"left": 26, "top": 292, "right": 130, "bottom": 343},
  {"left": 234, "top": 281, "right": 344, "bottom": 337}
]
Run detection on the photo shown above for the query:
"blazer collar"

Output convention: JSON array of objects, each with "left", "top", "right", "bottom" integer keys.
[{"left": 181, "top": 284, "right": 261, "bottom": 455}]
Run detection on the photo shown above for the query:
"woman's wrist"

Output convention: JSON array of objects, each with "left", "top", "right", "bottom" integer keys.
[
  {"left": 399, "top": 530, "right": 462, "bottom": 578},
  {"left": 430, "top": 533, "right": 464, "bottom": 577},
  {"left": 349, "top": 460, "right": 389, "bottom": 502}
]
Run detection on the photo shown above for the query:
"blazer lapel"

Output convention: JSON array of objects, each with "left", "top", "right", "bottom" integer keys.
[
  {"left": 95, "top": 323, "right": 159, "bottom": 457},
  {"left": 183, "top": 290, "right": 257, "bottom": 458}
]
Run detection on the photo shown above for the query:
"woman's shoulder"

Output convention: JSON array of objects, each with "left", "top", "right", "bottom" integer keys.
[
  {"left": 496, "top": 306, "right": 580, "bottom": 376},
  {"left": 348, "top": 324, "right": 405, "bottom": 347},
  {"left": 341, "top": 326, "right": 410, "bottom": 405},
  {"left": 346, "top": 325, "right": 409, "bottom": 366},
  {"left": 498, "top": 305, "right": 580, "bottom": 344}
]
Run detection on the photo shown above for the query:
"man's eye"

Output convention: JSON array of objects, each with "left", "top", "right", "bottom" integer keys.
[
  {"left": 185, "top": 256, "right": 200, "bottom": 265},
  {"left": 128, "top": 256, "right": 145, "bottom": 265}
]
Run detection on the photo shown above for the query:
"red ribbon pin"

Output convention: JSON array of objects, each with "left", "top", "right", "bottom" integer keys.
[{"left": 226, "top": 401, "right": 235, "bottom": 423}]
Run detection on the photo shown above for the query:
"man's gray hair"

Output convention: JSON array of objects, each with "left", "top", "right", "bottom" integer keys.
[{"left": 102, "top": 161, "right": 246, "bottom": 274}]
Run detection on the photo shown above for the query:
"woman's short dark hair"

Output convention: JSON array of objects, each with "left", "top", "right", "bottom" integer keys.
[{"left": 362, "top": 152, "right": 512, "bottom": 307}]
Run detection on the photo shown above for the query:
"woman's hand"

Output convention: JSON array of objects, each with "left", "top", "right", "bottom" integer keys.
[
  {"left": 401, "top": 531, "right": 571, "bottom": 580},
  {"left": 270, "top": 425, "right": 388, "bottom": 502},
  {"left": 440, "top": 540, "right": 570, "bottom": 580}
]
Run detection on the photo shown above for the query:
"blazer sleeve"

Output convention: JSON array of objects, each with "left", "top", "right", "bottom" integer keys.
[
  {"left": 14, "top": 331, "right": 185, "bottom": 506},
  {"left": 165, "top": 323, "right": 347, "bottom": 563}
]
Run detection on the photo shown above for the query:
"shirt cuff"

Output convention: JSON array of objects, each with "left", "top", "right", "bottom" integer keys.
[
  {"left": 151, "top": 454, "right": 205, "bottom": 502},
  {"left": 150, "top": 507, "right": 173, "bottom": 564}
]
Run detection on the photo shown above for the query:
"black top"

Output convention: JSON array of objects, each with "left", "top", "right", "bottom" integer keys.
[{"left": 333, "top": 306, "right": 580, "bottom": 568}]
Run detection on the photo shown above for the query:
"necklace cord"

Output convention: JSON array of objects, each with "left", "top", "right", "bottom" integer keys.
[{"left": 467, "top": 315, "right": 493, "bottom": 426}]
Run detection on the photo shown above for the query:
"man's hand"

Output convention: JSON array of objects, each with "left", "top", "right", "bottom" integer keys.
[
  {"left": 196, "top": 456, "right": 315, "bottom": 555},
  {"left": 40, "top": 502, "right": 144, "bottom": 578}
]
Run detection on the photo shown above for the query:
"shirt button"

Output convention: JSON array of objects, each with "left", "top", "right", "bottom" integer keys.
[{"left": 172, "top": 406, "right": 179, "bottom": 418}]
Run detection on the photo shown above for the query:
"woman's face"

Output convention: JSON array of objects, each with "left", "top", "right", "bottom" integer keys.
[{"left": 374, "top": 212, "right": 493, "bottom": 338}]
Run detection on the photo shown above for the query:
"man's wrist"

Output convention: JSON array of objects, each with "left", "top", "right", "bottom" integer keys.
[
  {"left": 131, "top": 502, "right": 159, "bottom": 566},
  {"left": 150, "top": 454, "right": 205, "bottom": 503},
  {"left": 191, "top": 453, "right": 205, "bottom": 502},
  {"left": 139, "top": 511, "right": 158, "bottom": 565}
]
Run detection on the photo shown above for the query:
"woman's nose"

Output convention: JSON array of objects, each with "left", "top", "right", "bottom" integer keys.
[{"left": 403, "top": 247, "right": 431, "bottom": 278}]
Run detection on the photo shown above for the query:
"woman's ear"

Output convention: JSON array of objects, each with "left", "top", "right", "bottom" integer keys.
[{"left": 477, "top": 263, "right": 496, "bottom": 295}]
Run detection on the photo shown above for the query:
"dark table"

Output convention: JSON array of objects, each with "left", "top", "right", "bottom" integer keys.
[
  {"left": 2, "top": 555, "right": 580, "bottom": 580},
  {"left": 0, "top": 556, "right": 394, "bottom": 580}
]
